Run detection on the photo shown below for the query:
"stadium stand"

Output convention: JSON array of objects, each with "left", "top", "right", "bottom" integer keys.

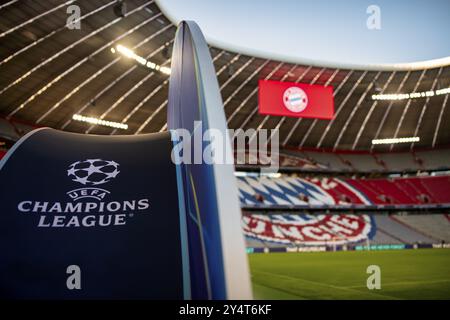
[
  {"left": 238, "top": 174, "right": 450, "bottom": 207},
  {"left": 299, "top": 150, "right": 350, "bottom": 171},
  {"left": 394, "top": 214, "right": 450, "bottom": 242},
  {"left": 377, "top": 153, "right": 422, "bottom": 172},
  {"left": 338, "top": 153, "right": 383, "bottom": 172},
  {"left": 279, "top": 148, "right": 450, "bottom": 173},
  {"left": 243, "top": 213, "right": 373, "bottom": 246},
  {"left": 351, "top": 176, "right": 450, "bottom": 204},
  {"left": 369, "top": 228, "right": 403, "bottom": 245},
  {"left": 239, "top": 174, "right": 450, "bottom": 248},
  {"left": 373, "top": 215, "right": 435, "bottom": 244},
  {"left": 0, "top": 117, "right": 36, "bottom": 142},
  {"left": 243, "top": 213, "right": 449, "bottom": 248},
  {"left": 416, "top": 149, "right": 450, "bottom": 171}
]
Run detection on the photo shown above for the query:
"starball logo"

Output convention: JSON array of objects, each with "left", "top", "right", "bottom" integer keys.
[
  {"left": 66, "top": 159, "right": 119, "bottom": 201},
  {"left": 17, "top": 159, "right": 150, "bottom": 228},
  {"left": 68, "top": 159, "right": 120, "bottom": 186}
]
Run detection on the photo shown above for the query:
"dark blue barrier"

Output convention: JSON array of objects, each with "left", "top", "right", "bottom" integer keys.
[{"left": 0, "top": 131, "right": 184, "bottom": 299}]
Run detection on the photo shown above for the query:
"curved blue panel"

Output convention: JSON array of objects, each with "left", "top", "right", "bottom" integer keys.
[{"left": 168, "top": 21, "right": 252, "bottom": 299}]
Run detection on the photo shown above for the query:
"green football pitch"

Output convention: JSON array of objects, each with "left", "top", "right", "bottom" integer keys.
[{"left": 248, "top": 249, "right": 450, "bottom": 300}]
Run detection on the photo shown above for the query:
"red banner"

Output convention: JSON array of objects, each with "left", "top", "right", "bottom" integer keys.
[{"left": 258, "top": 80, "right": 334, "bottom": 119}]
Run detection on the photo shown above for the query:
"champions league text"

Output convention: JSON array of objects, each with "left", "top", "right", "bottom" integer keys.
[{"left": 17, "top": 198, "right": 150, "bottom": 227}]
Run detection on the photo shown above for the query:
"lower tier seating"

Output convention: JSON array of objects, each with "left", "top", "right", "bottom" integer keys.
[{"left": 243, "top": 213, "right": 449, "bottom": 248}]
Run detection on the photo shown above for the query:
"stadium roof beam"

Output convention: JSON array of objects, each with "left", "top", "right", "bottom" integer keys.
[
  {"left": 84, "top": 43, "right": 183, "bottom": 134},
  {"left": 60, "top": 35, "right": 175, "bottom": 131},
  {"left": 219, "top": 57, "right": 255, "bottom": 91},
  {"left": 227, "top": 62, "right": 286, "bottom": 125},
  {"left": 50, "top": 25, "right": 173, "bottom": 129},
  {"left": 84, "top": 59, "right": 171, "bottom": 134},
  {"left": 0, "top": 0, "right": 75, "bottom": 39},
  {"left": 410, "top": 67, "right": 444, "bottom": 150},
  {"left": 115, "top": 78, "right": 169, "bottom": 134},
  {"left": 0, "top": 0, "right": 19, "bottom": 11},
  {"left": 223, "top": 59, "right": 270, "bottom": 110},
  {"left": 35, "top": 11, "right": 163, "bottom": 122},
  {"left": 133, "top": 49, "right": 233, "bottom": 134},
  {"left": 390, "top": 69, "right": 427, "bottom": 150},
  {"left": 0, "top": 1, "right": 118, "bottom": 68},
  {"left": 6, "top": 4, "right": 158, "bottom": 121},
  {"left": 351, "top": 71, "right": 397, "bottom": 150},
  {"left": 35, "top": 12, "right": 165, "bottom": 124},
  {"left": 332, "top": 71, "right": 382, "bottom": 150},
  {"left": 2, "top": 1, "right": 155, "bottom": 102},
  {"left": 370, "top": 71, "right": 412, "bottom": 151},
  {"left": 316, "top": 70, "right": 368, "bottom": 149},
  {"left": 1, "top": 1, "right": 449, "bottom": 151},
  {"left": 159, "top": 123, "right": 168, "bottom": 132},
  {"left": 135, "top": 100, "right": 168, "bottom": 134},
  {"left": 432, "top": 92, "right": 449, "bottom": 148},
  {"left": 146, "top": 54, "right": 255, "bottom": 131},
  {"left": 121, "top": 50, "right": 225, "bottom": 134},
  {"left": 296, "top": 70, "right": 354, "bottom": 148},
  {"left": 298, "top": 68, "right": 340, "bottom": 148},
  {"left": 115, "top": 52, "right": 225, "bottom": 135}
]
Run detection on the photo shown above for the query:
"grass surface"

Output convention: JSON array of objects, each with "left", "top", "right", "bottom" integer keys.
[{"left": 248, "top": 249, "right": 450, "bottom": 300}]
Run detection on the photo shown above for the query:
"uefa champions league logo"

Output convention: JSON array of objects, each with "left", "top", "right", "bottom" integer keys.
[
  {"left": 283, "top": 86, "right": 308, "bottom": 113},
  {"left": 16, "top": 158, "right": 150, "bottom": 227},
  {"left": 67, "top": 159, "right": 120, "bottom": 186}
]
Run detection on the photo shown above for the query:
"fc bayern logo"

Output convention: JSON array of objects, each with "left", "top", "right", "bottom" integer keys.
[
  {"left": 283, "top": 86, "right": 308, "bottom": 113},
  {"left": 67, "top": 159, "right": 120, "bottom": 186}
]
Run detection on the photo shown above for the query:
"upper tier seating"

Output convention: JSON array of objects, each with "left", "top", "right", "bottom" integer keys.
[
  {"left": 280, "top": 148, "right": 450, "bottom": 172},
  {"left": 338, "top": 153, "right": 383, "bottom": 172},
  {"left": 238, "top": 175, "right": 450, "bottom": 207},
  {"left": 377, "top": 152, "right": 422, "bottom": 171},
  {"left": 416, "top": 149, "right": 450, "bottom": 171},
  {"left": 347, "top": 176, "right": 450, "bottom": 205}
]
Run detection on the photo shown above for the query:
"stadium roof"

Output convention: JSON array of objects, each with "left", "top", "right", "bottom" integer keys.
[
  {"left": 156, "top": 0, "right": 450, "bottom": 71},
  {"left": 0, "top": 0, "right": 449, "bottom": 152}
]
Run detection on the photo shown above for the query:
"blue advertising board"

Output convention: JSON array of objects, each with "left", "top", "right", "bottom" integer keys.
[{"left": 0, "top": 131, "right": 184, "bottom": 299}]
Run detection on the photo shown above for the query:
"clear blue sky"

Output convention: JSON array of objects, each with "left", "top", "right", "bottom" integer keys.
[{"left": 156, "top": 0, "right": 450, "bottom": 68}]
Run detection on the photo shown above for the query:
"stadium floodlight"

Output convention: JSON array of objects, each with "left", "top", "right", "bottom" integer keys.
[
  {"left": 72, "top": 114, "right": 128, "bottom": 130},
  {"left": 112, "top": 44, "right": 171, "bottom": 75},
  {"left": 371, "top": 137, "right": 419, "bottom": 145},
  {"left": 371, "top": 87, "right": 450, "bottom": 101}
]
